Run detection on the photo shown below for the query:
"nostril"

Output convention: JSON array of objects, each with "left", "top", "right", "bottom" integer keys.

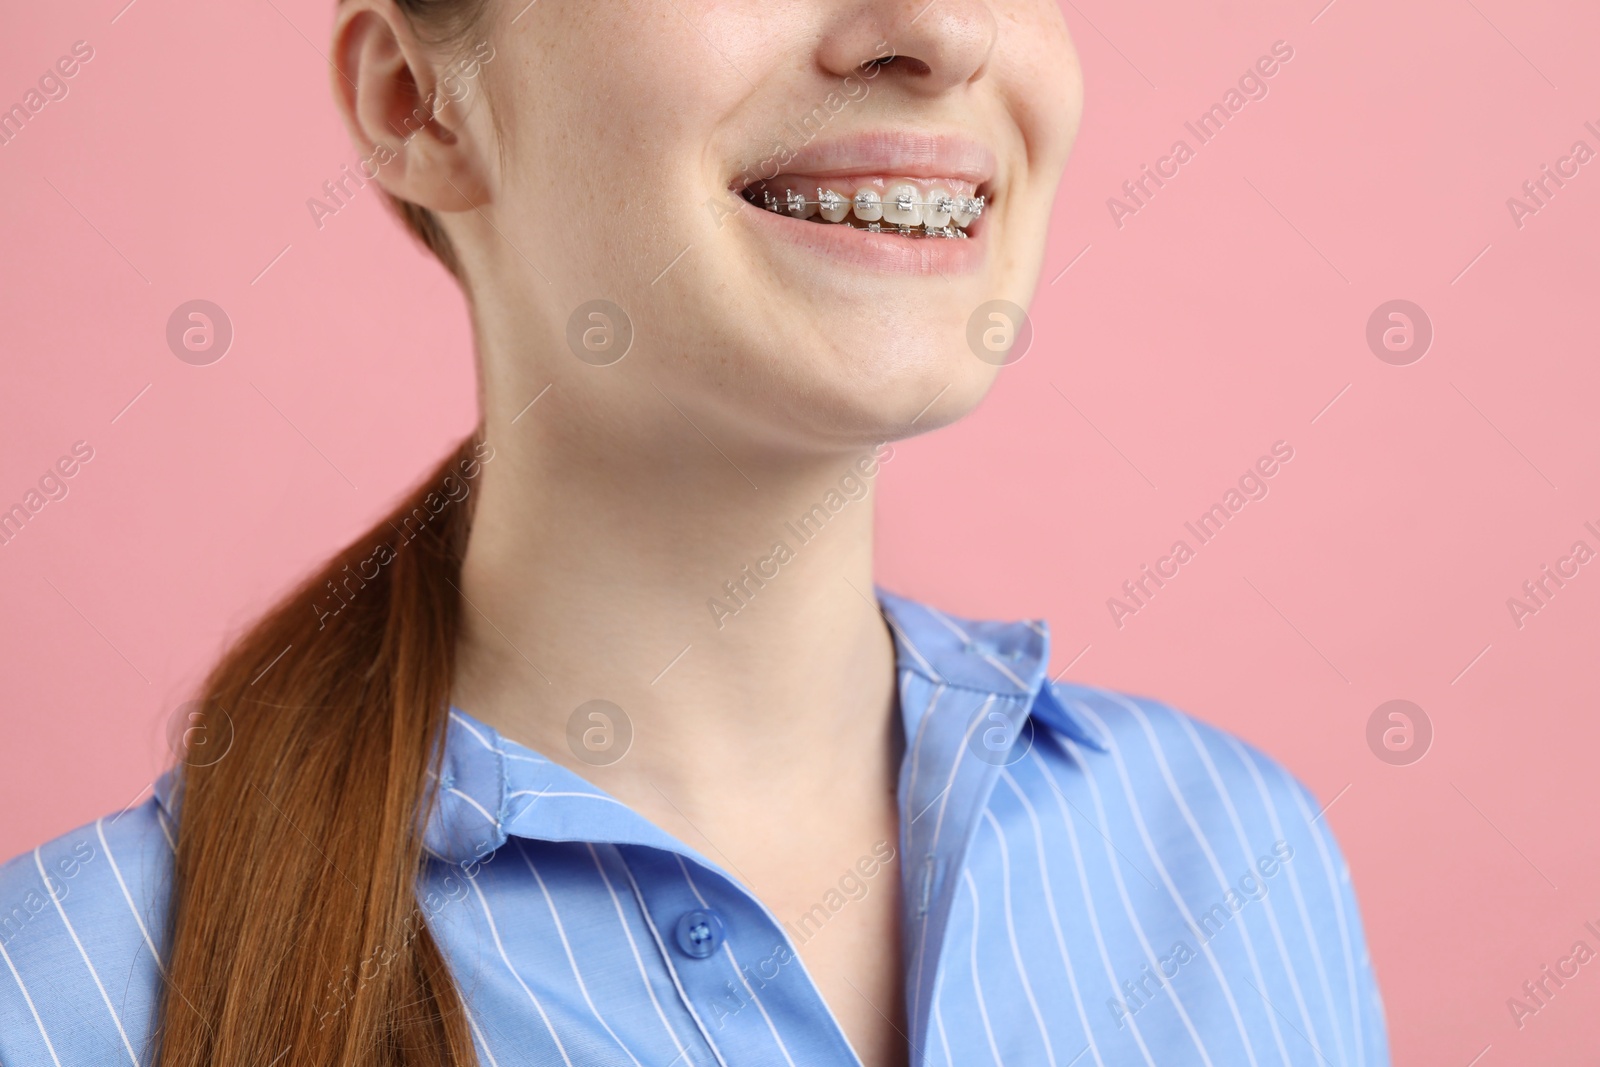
[{"left": 860, "top": 54, "right": 933, "bottom": 78}]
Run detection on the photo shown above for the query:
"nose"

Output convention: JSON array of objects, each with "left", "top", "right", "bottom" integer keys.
[{"left": 817, "top": 0, "right": 997, "bottom": 96}]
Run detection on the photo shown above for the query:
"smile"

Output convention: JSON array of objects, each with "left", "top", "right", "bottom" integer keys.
[{"left": 742, "top": 180, "right": 986, "bottom": 239}]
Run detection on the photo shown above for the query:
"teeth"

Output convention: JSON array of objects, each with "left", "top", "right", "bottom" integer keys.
[
  {"left": 882, "top": 184, "right": 922, "bottom": 227},
  {"left": 818, "top": 188, "right": 850, "bottom": 223},
  {"left": 852, "top": 189, "right": 883, "bottom": 223},
  {"left": 747, "top": 180, "right": 985, "bottom": 238}
]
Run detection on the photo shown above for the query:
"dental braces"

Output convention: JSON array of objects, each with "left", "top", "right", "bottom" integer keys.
[{"left": 759, "top": 188, "right": 985, "bottom": 238}]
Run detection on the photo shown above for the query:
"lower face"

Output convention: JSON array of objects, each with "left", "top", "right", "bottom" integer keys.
[{"left": 479, "top": 1, "right": 1083, "bottom": 452}]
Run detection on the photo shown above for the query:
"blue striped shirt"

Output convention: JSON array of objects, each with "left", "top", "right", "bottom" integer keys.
[{"left": 0, "top": 589, "right": 1388, "bottom": 1065}]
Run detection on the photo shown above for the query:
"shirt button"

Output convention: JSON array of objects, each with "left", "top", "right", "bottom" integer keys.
[{"left": 673, "top": 909, "right": 725, "bottom": 959}]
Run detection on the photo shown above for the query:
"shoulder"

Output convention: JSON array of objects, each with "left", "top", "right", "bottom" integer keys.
[
  {"left": 1040, "top": 680, "right": 1334, "bottom": 855},
  {"left": 1038, "top": 684, "right": 1383, "bottom": 970},
  {"left": 1017, "top": 682, "right": 1390, "bottom": 1057},
  {"left": 0, "top": 794, "right": 173, "bottom": 1065},
  {"left": 1027, "top": 680, "right": 1374, "bottom": 956}
]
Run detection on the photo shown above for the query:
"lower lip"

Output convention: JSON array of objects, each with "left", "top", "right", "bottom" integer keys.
[{"left": 735, "top": 199, "right": 987, "bottom": 276}]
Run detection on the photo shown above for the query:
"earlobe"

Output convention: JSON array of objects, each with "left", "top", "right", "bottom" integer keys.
[{"left": 329, "top": 1, "right": 491, "bottom": 214}]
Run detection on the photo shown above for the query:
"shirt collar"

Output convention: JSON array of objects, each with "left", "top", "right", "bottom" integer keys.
[
  {"left": 153, "top": 588, "right": 1106, "bottom": 864},
  {"left": 874, "top": 585, "right": 1107, "bottom": 753}
]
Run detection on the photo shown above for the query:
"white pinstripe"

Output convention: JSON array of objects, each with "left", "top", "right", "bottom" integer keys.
[
  {"left": 981, "top": 808, "right": 1059, "bottom": 1066},
  {"left": 922, "top": 605, "right": 971, "bottom": 643},
  {"left": 464, "top": 1006, "right": 504, "bottom": 1067},
  {"left": 585, "top": 843, "right": 699, "bottom": 1067},
  {"left": 1171, "top": 713, "right": 1318, "bottom": 1062},
  {"left": 961, "top": 869, "right": 1004, "bottom": 1067},
  {"left": 1229, "top": 738, "right": 1342, "bottom": 1065},
  {"left": 882, "top": 612, "right": 943, "bottom": 681},
  {"left": 0, "top": 935, "right": 62, "bottom": 1067},
  {"left": 95, "top": 820, "right": 161, "bottom": 971},
  {"left": 676, "top": 856, "right": 799, "bottom": 1067},
  {"left": 1031, "top": 745, "right": 1158, "bottom": 1067},
  {"left": 515, "top": 840, "right": 644, "bottom": 1067},
  {"left": 909, "top": 690, "right": 996, "bottom": 1042},
  {"left": 1074, "top": 700, "right": 1259, "bottom": 1066},
  {"left": 509, "top": 789, "right": 629, "bottom": 808},
  {"left": 449, "top": 710, "right": 499, "bottom": 753},
  {"left": 999, "top": 769, "right": 1106, "bottom": 1067},
  {"left": 1055, "top": 734, "right": 1214, "bottom": 1066},
  {"left": 1163, "top": 712, "right": 1298, "bottom": 1066},
  {"left": 464, "top": 862, "right": 575, "bottom": 1067},
  {"left": 446, "top": 786, "right": 500, "bottom": 827},
  {"left": 903, "top": 684, "right": 947, "bottom": 821},
  {"left": 1114, "top": 696, "right": 1290, "bottom": 1064},
  {"left": 32, "top": 848, "right": 139, "bottom": 1065},
  {"left": 1288, "top": 783, "right": 1366, "bottom": 1067},
  {"left": 617, "top": 855, "right": 732, "bottom": 1067},
  {"left": 932, "top": 995, "right": 953, "bottom": 1067},
  {"left": 152, "top": 808, "right": 176, "bottom": 854}
]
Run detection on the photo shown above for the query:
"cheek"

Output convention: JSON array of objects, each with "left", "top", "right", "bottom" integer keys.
[{"left": 998, "top": 6, "right": 1083, "bottom": 161}]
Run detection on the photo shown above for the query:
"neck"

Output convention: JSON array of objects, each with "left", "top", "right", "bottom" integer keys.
[{"left": 450, "top": 390, "right": 901, "bottom": 834}]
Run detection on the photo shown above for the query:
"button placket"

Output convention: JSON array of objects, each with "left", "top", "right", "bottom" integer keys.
[{"left": 618, "top": 845, "right": 860, "bottom": 1066}]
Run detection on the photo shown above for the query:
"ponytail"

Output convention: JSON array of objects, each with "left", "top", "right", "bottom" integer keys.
[{"left": 154, "top": 432, "right": 488, "bottom": 1066}]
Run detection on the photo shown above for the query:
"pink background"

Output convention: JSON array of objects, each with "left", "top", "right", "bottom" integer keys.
[{"left": 3, "top": 0, "right": 1596, "bottom": 1061}]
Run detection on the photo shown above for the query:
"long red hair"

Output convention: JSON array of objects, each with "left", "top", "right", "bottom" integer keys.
[
  {"left": 155, "top": 1, "right": 512, "bottom": 1057},
  {"left": 154, "top": 432, "right": 488, "bottom": 1066}
]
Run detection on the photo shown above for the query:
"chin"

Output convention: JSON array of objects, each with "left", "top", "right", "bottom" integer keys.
[{"left": 739, "top": 334, "right": 1000, "bottom": 451}]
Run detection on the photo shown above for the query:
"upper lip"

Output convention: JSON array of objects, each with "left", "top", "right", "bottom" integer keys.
[{"left": 732, "top": 130, "right": 997, "bottom": 190}]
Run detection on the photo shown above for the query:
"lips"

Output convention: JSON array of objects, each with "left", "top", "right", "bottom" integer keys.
[
  {"left": 756, "top": 131, "right": 997, "bottom": 186},
  {"left": 728, "top": 132, "right": 997, "bottom": 272}
]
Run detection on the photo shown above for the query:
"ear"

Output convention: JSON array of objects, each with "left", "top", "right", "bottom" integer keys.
[{"left": 329, "top": 1, "right": 491, "bottom": 212}]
